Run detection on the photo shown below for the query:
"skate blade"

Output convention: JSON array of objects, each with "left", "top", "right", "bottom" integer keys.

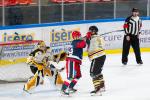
[
  {"left": 69, "top": 90, "right": 77, "bottom": 94},
  {"left": 100, "top": 88, "right": 106, "bottom": 92},
  {"left": 91, "top": 91, "right": 102, "bottom": 96},
  {"left": 138, "top": 64, "right": 143, "bottom": 66},
  {"left": 60, "top": 91, "right": 70, "bottom": 97},
  {"left": 91, "top": 93, "right": 102, "bottom": 96},
  {"left": 22, "top": 89, "right": 32, "bottom": 95},
  {"left": 60, "top": 93, "right": 71, "bottom": 97}
]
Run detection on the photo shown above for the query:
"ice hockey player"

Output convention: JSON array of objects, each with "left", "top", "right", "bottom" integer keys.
[
  {"left": 24, "top": 41, "right": 65, "bottom": 93},
  {"left": 61, "top": 31, "right": 86, "bottom": 95},
  {"left": 85, "top": 26, "right": 106, "bottom": 95}
]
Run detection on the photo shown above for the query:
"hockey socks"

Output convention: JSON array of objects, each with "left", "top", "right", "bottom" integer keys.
[
  {"left": 91, "top": 77, "right": 101, "bottom": 94},
  {"left": 69, "top": 79, "right": 78, "bottom": 93},
  {"left": 61, "top": 81, "right": 70, "bottom": 95},
  {"left": 61, "top": 81, "right": 70, "bottom": 90},
  {"left": 99, "top": 74, "right": 105, "bottom": 91},
  {"left": 69, "top": 79, "right": 77, "bottom": 89},
  {"left": 91, "top": 74, "right": 105, "bottom": 94},
  {"left": 61, "top": 79, "right": 78, "bottom": 95}
]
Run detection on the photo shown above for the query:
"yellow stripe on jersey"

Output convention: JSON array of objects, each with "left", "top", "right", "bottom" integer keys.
[{"left": 88, "top": 49, "right": 105, "bottom": 60}]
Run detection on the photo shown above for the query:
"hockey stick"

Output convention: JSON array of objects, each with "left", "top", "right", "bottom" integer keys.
[
  {"left": 100, "top": 29, "right": 124, "bottom": 36},
  {"left": 82, "top": 29, "right": 124, "bottom": 40}
]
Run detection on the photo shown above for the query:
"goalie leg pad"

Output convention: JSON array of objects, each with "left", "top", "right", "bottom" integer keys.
[
  {"left": 55, "top": 72, "right": 64, "bottom": 85},
  {"left": 44, "top": 66, "right": 64, "bottom": 85},
  {"left": 24, "top": 70, "right": 43, "bottom": 92},
  {"left": 43, "top": 67, "right": 52, "bottom": 77}
]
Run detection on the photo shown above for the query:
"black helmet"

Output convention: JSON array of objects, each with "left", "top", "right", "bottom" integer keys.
[
  {"left": 89, "top": 26, "right": 98, "bottom": 33},
  {"left": 132, "top": 8, "right": 139, "bottom": 12}
]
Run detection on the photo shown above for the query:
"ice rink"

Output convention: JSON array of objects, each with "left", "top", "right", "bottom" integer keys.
[{"left": 0, "top": 52, "right": 150, "bottom": 100}]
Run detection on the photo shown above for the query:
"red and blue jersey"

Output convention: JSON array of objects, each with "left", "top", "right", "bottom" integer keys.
[
  {"left": 70, "top": 39, "right": 86, "bottom": 60},
  {"left": 65, "top": 39, "right": 86, "bottom": 80}
]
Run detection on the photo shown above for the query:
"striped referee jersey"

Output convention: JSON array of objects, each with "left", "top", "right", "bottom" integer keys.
[{"left": 123, "top": 16, "right": 142, "bottom": 35}]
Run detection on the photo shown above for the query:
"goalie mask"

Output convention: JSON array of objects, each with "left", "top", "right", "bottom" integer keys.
[{"left": 37, "top": 41, "right": 46, "bottom": 49}]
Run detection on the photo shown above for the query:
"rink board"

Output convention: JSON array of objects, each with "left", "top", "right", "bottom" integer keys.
[{"left": 0, "top": 18, "right": 150, "bottom": 66}]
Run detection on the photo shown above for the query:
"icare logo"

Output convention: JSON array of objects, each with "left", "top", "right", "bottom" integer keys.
[
  {"left": 2, "top": 32, "right": 35, "bottom": 42},
  {"left": 50, "top": 28, "right": 80, "bottom": 43}
]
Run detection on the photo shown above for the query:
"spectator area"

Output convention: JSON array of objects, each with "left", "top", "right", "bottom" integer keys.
[
  {"left": 0, "top": 0, "right": 113, "bottom": 6},
  {"left": 0, "top": 0, "right": 35, "bottom": 6}
]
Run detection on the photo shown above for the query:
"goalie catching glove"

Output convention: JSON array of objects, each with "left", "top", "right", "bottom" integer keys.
[{"left": 52, "top": 51, "right": 68, "bottom": 63}]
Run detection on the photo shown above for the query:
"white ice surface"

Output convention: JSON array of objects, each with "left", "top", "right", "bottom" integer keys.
[{"left": 0, "top": 52, "right": 150, "bottom": 100}]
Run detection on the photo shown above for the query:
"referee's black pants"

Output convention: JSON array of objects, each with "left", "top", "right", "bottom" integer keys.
[{"left": 122, "top": 35, "right": 142, "bottom": 63}]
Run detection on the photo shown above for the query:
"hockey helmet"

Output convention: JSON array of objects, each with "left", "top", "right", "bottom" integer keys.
[
  {"left": 132, "top": 8, "right": 139, "bottom": 12},
  {"left": 72, "top": 31, "right": 81, "bottom": 39},
  {"left": 37, "top": 41, "right": 46, "bottom": 49},
  {"left": 89, "top": 26, "right": 98, "bottom": 33}
]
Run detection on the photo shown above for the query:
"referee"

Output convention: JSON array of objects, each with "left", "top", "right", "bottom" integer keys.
[{"left": 122, "top": 8, "right": 143, "bottom": 65}]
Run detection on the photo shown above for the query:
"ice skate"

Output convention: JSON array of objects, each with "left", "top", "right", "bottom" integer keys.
[
  {"left": 61, "top": 90, "right": 69, "bottom": 96},
  {"left": 23, "top": 86, "right": 32, "bottom": 95},
  {"left": 122, "top": 62, "right": 127, "bottom": 65},
  {"left": 137, "top": 60, "right": 143, "bottom": 65},
  {"left": 68, "top": 88, "right": 77, "bottom": 93},
  {"left": 90, "top": 88, "right": 102, "bottom": 96},
  {"left": 100, "top": 80, "right": 105, "bottom": 92}
]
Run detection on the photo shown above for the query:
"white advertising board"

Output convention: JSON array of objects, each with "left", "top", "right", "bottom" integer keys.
[{"left": 0, "top": 20, "right": 150, "bottom": 55}]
